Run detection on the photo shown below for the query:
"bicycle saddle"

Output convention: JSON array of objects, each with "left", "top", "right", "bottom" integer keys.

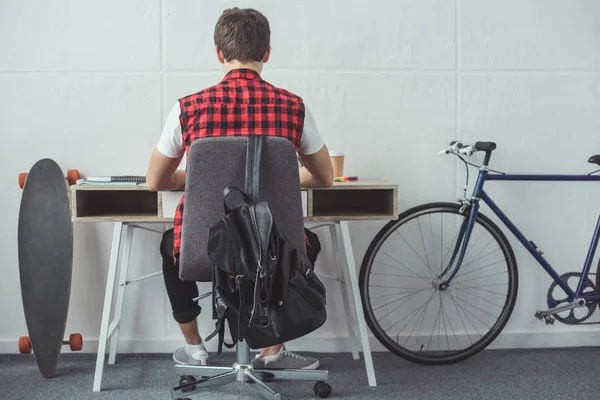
[{"left": 588, "top": 155, "right": 600, "bottom": 166}]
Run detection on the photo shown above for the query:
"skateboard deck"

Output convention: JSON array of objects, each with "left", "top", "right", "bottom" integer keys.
[{"left": 17, "top": 159, "right": 81, "bottom": 378}]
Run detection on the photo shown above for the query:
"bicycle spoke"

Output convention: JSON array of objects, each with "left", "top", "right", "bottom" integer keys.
[
  {"left": 461, "top": 248, "right": 502, "bottom": 272},
  {"left": 371, "top": 289, "right": 427, "bottom": 299},
  {"left": 449, "top": 293, "right": 477, "bottom": 345},
  {"left": 387, "top": 290, "right": 438, "bottom": 334},
  {"left": 462, "top": 235, "right": 493, "bottom": 265},
  {"left": 372, "top": 288, "right": 430, "bottom": 312},
  {"left": 394, "top": 229, "right": 432, "bottom": 274},
  {"left": 426, "top": 296, "right": 444, "bottom": 351},
  {"left": 441, "top": 295, "right": 461, "bottom": 349},
  {"left": 440, "top": 294, "right": 450, "bottom": 350},
  {"left": 453, "top": 287, "right": 505, "bottom": 309},
  {"left": 454, "top": 281, "right": 508, "bottom": 289},
  {"left": 464, "top": 229, "right": 485, "bottom": 261},
  {"left": 440, "top": 213, "right": 443, "bottom": 272},
  {"left": 376, "top": 288, "right": 432, "bottom": 322},
  {"left": 401, "top": 292, "right": 432, "bottom": 348},
  {"left": 377, "top": 250, "right": 431, "bottom": 282},
  {"left": 449, "top": 292, "right": 484, "bottom": 337},
  {"left": 370, "top": 284, "right": 428, "bottom": 290},
  {"left": 454, "top": 270, "right": 507, "bottom": 285},
  {"left": 373, "top": 260, "right": 411, "bottom": 270},
  {"left": 417, "top": 217, "right": 434, "bottom": 278},
  {"left": 453, "top": 296, "right": 497, "bottom": 323},
  {"left": 452, "top": 283, "right": 508, "bottom": 297},
  {"left": 454, "top": 259, "right": 507, "bottom": 280},
  {"left": 370, "top": 270, "right": 428, "bottom": 279},
  {"left": 429, "top": 214, "right": 437, "bottom": 272}
]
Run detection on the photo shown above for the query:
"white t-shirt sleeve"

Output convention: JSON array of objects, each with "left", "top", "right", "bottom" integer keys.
[
  {"left": 156, "top": 102, "right": 185, "bottom": 158},
  {"left": 298, "top": 105, "right": 325, "bottom": 155}
]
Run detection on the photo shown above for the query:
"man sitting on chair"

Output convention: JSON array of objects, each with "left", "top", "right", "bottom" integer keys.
[{"left": 145, "top": 8, "right": 334, "bottom": 370}]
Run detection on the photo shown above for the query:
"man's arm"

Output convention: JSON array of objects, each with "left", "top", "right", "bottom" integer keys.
[
  {"left": 146, "top": 149, "right": 185, "bottom": 192},
  {"left": 146, "top": 102, "right": 186, "bottom": 192},
  {"left": 298, "top": 145, "right": 334, "bottom": 188},
  {"left": 297, "top": 105, "right": 334, "bottom": 188}
]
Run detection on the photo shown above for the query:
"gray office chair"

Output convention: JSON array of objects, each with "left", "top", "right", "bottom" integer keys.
[{"left": 171, "top": 136, "right": 330, "bottom": 400}]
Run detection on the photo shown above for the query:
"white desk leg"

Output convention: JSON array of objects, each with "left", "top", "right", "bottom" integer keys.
[
  {"left": 93, "top": 222, "right": 123, "bottom": 392},
  {"left": 108, "top": 224, "right": 133, "bottom": 365},
  {"left": 339, "top": 221, "right": 377, "bottom": 387},
  {"left": 329, "top": 223, "right": 360, "bottom": 360}
]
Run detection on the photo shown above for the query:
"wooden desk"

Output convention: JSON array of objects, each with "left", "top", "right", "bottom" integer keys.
[
  {"left": 70, "top": 180, "right": 398, "bottom": 222},
  {"left": 74, "top": 180, "right": 398, "bottom": 392}
]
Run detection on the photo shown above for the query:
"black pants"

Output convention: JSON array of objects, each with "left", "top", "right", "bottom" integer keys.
[
  {"left": 160, "top": 229, "right": 201, "bottom": 324},
  {"left": 161, "top": 227, "right": 322, "bottom": 325}
]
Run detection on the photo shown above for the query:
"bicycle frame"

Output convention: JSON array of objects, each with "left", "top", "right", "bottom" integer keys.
[{"left": 442, "top": 169, "right": 600, "bottom": 303}]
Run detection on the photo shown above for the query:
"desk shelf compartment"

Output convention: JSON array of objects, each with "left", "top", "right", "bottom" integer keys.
[{"left": 71, "top": 187, "right": 160, "bottom": 221}]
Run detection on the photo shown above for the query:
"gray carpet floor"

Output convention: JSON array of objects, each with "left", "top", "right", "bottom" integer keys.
[{"left": 1, "top": 348, "right": 596, "bottom": 400}]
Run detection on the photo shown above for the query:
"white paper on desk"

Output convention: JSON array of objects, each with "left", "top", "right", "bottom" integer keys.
[{"left": 161, "top": 192, "right": 184, "bottom": 218}]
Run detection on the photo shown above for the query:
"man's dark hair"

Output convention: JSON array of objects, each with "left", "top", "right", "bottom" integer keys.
[{"left": 214, "top": 8, "right": 270, "bottom": 63}]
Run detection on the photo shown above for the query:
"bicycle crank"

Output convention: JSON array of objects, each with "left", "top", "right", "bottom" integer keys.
[
  {"left": 535, "top": 298, "right": 587, "bottom": 325},
  {"left": 543, "top": 272, "right": 598, "bottom": 325}
]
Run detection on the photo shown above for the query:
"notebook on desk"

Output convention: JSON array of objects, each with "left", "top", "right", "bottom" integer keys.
[{"left": 76, "top": 176, "right": 146, "bottom": 185}]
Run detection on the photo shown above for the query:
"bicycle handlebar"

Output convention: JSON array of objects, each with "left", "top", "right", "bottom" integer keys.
[{"left": 437, "top": 141, "right": 497, "bottom": 156}]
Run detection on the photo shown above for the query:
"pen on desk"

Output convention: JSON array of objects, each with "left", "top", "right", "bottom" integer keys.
[{"left": 334, "top": 176, "right": 359, "bottom": 182}]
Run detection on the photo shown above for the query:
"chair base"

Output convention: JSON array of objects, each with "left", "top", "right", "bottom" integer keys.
[{"left": 171, "top": 342, "right": 331, "bottom": 400}]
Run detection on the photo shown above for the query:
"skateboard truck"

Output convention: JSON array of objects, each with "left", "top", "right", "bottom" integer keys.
[{"left": 18, "top": 334, "right": 83, "bottom": 354}]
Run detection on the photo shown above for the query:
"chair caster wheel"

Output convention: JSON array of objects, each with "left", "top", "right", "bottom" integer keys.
[
  {"left": 313, "top": 381, "right": 332, "bottom": 398},
  {"left": 179, "top": 375, "right": 197, "bottom": 393}
]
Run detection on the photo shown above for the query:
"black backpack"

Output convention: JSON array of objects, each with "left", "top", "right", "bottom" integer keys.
[{"left": 205, "top": 136, "right": 327, "bottom": 351}]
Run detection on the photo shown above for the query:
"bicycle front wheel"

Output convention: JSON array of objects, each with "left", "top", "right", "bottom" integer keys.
[{"left": 359, "top": 202, "right": 518, "bottom": 365}]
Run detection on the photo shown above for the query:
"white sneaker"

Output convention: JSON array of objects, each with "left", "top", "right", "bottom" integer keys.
[
  {"left": 173, "top": 343, "right": 209, "bottom": 366},
  {"left": 252, "top": 346, "right": 320, "bottom": 370}
]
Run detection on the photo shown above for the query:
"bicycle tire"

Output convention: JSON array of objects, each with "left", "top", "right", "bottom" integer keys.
[{"left": 359, "top": 202, "right": 519, "bottom": 365}]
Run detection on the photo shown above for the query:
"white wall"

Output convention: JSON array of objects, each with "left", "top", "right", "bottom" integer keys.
[{"left": 2, "top": 0, "right": 600, "bottom": 354}]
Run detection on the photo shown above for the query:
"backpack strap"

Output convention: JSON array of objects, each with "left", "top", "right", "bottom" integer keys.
[
  {"left": 245, "top": 135, "right": 264, "bottom": 202},
  {"left": 205, "top": 266, "right": 235, "bottom": 354},
  {"left": 244, "top": 136, "right": 274, "bottom": 331}
]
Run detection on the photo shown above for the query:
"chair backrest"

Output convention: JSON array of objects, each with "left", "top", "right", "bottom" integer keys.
[{"left": 179, "top": 136, "right": 306, "bottom": 282}]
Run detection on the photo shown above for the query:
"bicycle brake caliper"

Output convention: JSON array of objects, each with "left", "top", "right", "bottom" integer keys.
[{"left": 457, "top": 198, "right": 470, "bottom": 214}]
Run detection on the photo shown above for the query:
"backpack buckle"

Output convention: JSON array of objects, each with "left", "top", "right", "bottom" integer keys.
[{"left": 235, "top": 275, "right": 244, "bottom": 289}]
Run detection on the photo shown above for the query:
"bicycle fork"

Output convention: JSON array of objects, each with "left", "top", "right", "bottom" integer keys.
[{"left": 435, "top": 199, "right": 481, "bottom": 290}]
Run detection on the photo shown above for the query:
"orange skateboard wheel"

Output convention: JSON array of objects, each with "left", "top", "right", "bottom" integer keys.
[
  {"left": 18, "top": 336, "right": 32, "bottom": 354},
  {"left": 66, "top": 170, "right": 80, "bottom": 186},
  {"left": 18, "top": 173, "right": 27, "bottom": 189},
  {"left": 69, "top": 333, "right": 83, "bottom": 351}
]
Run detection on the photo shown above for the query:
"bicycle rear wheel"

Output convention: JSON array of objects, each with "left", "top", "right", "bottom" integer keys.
[{"left": 359, "top": 202, "right": 518, "bottom": 365}]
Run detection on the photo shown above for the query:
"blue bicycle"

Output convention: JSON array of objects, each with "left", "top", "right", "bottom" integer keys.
[{"left": 359, "top": 141, "right": 600, "bottom": 365}]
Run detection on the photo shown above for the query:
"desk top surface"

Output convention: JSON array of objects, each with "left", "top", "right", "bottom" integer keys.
[{"left": 71, "top": 179, "right": 397, "bottom": 192}]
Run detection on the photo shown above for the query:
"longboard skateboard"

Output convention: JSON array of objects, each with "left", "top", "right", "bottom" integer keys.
[{"left": 17, "top": 159, "right": 83, "bottom": 378}]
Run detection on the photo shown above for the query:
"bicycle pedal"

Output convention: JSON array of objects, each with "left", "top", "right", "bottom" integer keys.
[{"left": 534, "top": 311, "right": 554, "bottom": 325}]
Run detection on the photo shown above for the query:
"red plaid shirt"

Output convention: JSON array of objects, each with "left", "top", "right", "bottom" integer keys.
[{"left": 172, "top": 69, "right": 305, "bottom": 263}]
